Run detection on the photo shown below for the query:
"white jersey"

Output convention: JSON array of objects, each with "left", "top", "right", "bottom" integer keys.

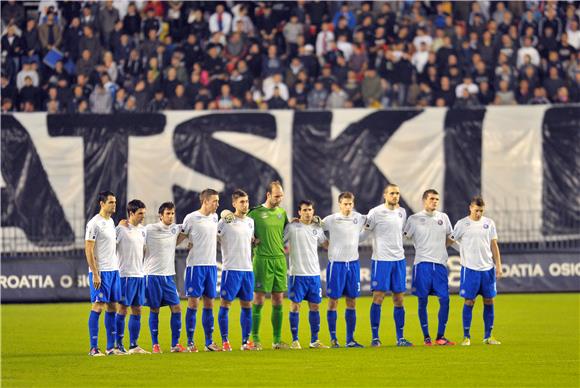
[
  {"left": 181, "top": 211, "right": 218, "bottom": 267},
  {"left": 85, "top": 214, "right": 118, "bottom": 272},
  {"left": 217, "top": 216, "right": 254, "bottom": 271},
  {"left": 322, "top": 212, "right": 365, "bottom": 262},
  {"left": 285, "top": 222, "right": 326, "bottom": 276},
  {"left": 364, "top": 205, "right": 407, "bottom": 261},
  {"left": 404, "top": 210, "right": 452, "bottom": 265},
  {"left": 116, "top": 224, "right": 147, "bottom": 277},
  {"left": 143, "top": 222, "right": 181, "bottom": 276},
  {"left": 451, "top": 216, "right": 498, "bottom": 271}
]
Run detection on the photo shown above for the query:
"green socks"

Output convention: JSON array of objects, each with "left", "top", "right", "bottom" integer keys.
[
  {"left": 272, "top": 305, "right": 283, "bottom": 344},
  {"left": 252, "top": 304, "right": 263, "bottom": 342}
]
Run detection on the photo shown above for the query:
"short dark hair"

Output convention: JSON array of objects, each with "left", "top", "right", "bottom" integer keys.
[
  {"left": 232, "top": 189, "right": 248, "bottom": 202},
  {"left": 470, "top": 196, "right": 485, "bottom": 207},
  {"left": 338, "top": 192, "right": 354, "bottom": 202},
  {"left": 200, "top": 189, "right": 219, "bottom": 203},
  {"left": 422, "top": 189, "right": 439, "bottom": 200},
  {"left": 384, "top": 183, "right": 399, "bottom": 192},
  {"left": 298, "top": 200, "right": 314, "bottom": 212},
  {"left": 127, "top": 199, "right": 146, "bottom": 216},
  {"left": 97, "top": 191, "right": 115, "bottom": 205},
  {"left": 158, "top": 201, "right": 175, "bottom": 215},
  {"left": 267, "top": 181, "right": 283, "bottom": 194}
]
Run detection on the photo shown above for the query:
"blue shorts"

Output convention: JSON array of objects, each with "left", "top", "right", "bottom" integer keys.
[
  {"left": 144, "top": 275, "right": 181, "bottom": 308},
  {"left": 184, "top": 265, "right": 217, "bottom": 298},
  {"left": 220, "top": 270, "right": 254, "bottom": 302},
  {"left": 326, "top": 260, "right": 360, "bottom": 299},
  {"left": 120, "top": 277, "right": 146, "bottom": 306},
  {"left": 288, "top": 275, "right": 322, "bottom": 304},
  {"left": 411, "top": 262, "right": 449, "bottom": 298},
  {"left": 89, "top": 270, "right": 121, "bottom": 303},
  {"left": 370, "top": 259, "right": 406, "bottom": 293},
  {"left": 459, "top": 267, "right": 497, "bottom": 300}
]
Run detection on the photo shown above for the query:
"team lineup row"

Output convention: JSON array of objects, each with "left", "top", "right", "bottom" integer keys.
[{"left": 85, "top": 181, "right": 502, "bottom": 356}]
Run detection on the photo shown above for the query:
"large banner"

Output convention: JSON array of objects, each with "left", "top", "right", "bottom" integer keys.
[{"left": 1, "top": 249, "right": 579, "bottom": 303}]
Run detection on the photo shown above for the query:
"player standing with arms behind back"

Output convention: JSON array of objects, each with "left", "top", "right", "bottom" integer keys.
[
  {"left": 86, "top": 191, "right": 122, "bottom": 356},
  {"left": 404, "top": 189, "right": 455, "bottom": 346},
  {"left": 364, "top": 184, "right": 413, "bottom": 347},
  {"left": 451, "top": 196, "right": 502, "bottom": 346},
  {"left": 248, "top": 181, "right": 289, "bottom": 350}
]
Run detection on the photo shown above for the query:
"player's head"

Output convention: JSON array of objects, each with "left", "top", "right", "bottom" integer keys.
[
  {"left": 338, "top": 192, "right": 354, "bottom": 216},
  {"left": 469, "top": 196, "right": 485, "bottom": 221},
  {"left": 200, "top": 188, "right": 219, "bottom": 214},
  {"left": 298, "top": 200, "right": 315, "bottom": 222},
  {"left": 158, "top": 202, "right": 175, "bottom": 225},
  {"left": 127, "top": 199, "right": 146, "bottom": 224},
  {"left": 232, "top": 189, "right": 249, "bottom": 215},
  {"left": 422, "top": 189, "right": 439, "bottom": 212},
  {"left": 266, "top": 180, "right": 284, "bottom": 208},
  {"left": 383, "top": 184, "right": 400, "bottom": 207},
  {"left": 97, "top": 191, "right": 116, "bottom": 215}
]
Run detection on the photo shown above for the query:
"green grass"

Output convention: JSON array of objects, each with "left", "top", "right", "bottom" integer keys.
[{"left": 2, "top": 294, "right": 579, "bottom": 387}]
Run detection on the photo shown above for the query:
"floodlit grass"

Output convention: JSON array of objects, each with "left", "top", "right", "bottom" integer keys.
[{"left": 2, "top": 294, "right": 579, "bottom": 387}]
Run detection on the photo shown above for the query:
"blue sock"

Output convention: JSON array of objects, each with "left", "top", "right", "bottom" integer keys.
[
  {"left": 327, "top": 310, "right": 337, "bottom": 341},
  {"left": 345, "top": 308, "right": 356, "bottom": 343},
  {"left": 393, "top": 306, "right": 405, "bottom": 340},
  {"left": 309, "top": 311, "right": 320, "bottom": 343},
  {"left": 185, "top": 308, "right": 196, "bottom": 345},
  {"left": 370, "top": 303, "right": 381, "bottom": 340},
  {"left": 218, "top": 306, "right": 229, "bottom": 342},
  {"left": 115, "top": 313, "right": 126, "bottom": 347},
  {"left": 149, "top": 311, "right": 159, "bottom": 345},
  {"left": 170, "top": 312, "right": 181, "bottom": 347},
  {"left": 104, "top": 311, "right": 116, "bottom": 350},
  {"left": 484, "top": 304, "right": 494, "bottom": 339},
  {"left": 202, "top": 308, "right": 214, "bottom": 346},
  {"left": 418, "top": 297, "right": 429, "bottom": 338},
  {"left": 240, "top": 307, "right": 252, "bottom": 343},
  {"left": 437, "top": 297, "right": 450, "bottom": 338},
  {"left": 88, "top": 310, "right": 100, "bottom": 349},
  {"left": 128, "top": 314, "right": 141, "bottom": 348},
  {"left": 463, "top": 304, "right": 474, "bottom": 338},
  {"left": 289, "top": 311, "right": 299, "bottom": 341}
]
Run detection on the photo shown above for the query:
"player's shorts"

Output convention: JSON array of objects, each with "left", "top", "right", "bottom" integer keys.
[
  {"left": 89, "top": 270, "right": 121, "bottom": 304},
  {"left": 288, "top": 275, "right": 322, "bottom": 304},
  {"left": 220, "top": 270, "right": 254, "bottom": 302},
  {"left": 120, "top": 276, "right": 145, "bottom": 307},
  {"left": 144, "top": 275, "right": 181, "bottom": 308},
  {"left": 253, "top": 255, "right": 287, "bottom": 293},
  {"left": 459, "top": 266, "right": 497, "bottom": 300},
  {"left": 370, "top": 259, "right": 406, "bottom": 293},
  {"left": 326, "top": 260, "right": 360, "bottom": 299},
  {"left": 411, "top": 262, "right": 449, "bottom": 298},
  {"left": 184, "top": 265, "right": 217, "bottom": 298}
]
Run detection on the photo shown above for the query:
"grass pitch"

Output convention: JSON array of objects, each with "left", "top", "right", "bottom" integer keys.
[{"left": 2, "top": 294, "right": 579, "bottom": 387}]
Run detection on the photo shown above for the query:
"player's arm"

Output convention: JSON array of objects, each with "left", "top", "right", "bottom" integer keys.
[
  {"left": 491, "top": 238, "right": 502, "bottom": 279},
  {"left": 85, "top": 240, "right": 100, "bottom": 289},
  {"left": 359, "top": 212, "right": 374, "bottom": 242}
]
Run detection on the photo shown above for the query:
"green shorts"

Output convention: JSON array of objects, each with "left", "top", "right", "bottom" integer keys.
[{"left": 253, "top": 255, "right": 287, "bottom": 293}]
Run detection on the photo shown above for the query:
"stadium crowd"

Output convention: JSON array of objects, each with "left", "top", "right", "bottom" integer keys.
[{"left": 1, "top": 0, "right": 580, "bottom": 113}]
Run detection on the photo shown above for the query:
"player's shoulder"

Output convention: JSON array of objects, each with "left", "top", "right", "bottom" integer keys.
[
  {"left": 86, "top": 213, "right": 102, "bottom": 226},
  {"left": 482, "top": 216, "right": 496, "bottom": 226},
  {"left": 455, "top": 216, "right": 470, "bottom": 226},
  {"left": 248, "top": 204, "right": 264, "bottom": 214}
]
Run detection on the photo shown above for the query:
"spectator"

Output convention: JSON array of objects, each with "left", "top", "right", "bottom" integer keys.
[
  {"left": 99, "top": 1, "right": 120, "bottom": 48},
  {"left": 543, "top": 66, "right": 566, "bottom": 101},
  {"left": 18, "top": 76, "right": 41, "bottom": 110},
  {"left": 326, "top": 82, "right": 348, "bottom": 109},
  {"left": 494, "top": 79, "right": 516, "bottom": 105},
  {"left": 283, "top": 15, "right": 303, "bottom": 56},
  {"left": 76, "top": 49, "right": 96, "bottom": 78},
  {"left": 122, "top": 2, "right": 141, "bottom": 38},
  {"left": 38, "top": 11, "right": 62, "bottom": 53},
  {"left": 267, "top": 86, "right": 289, "bottom": 109},
  {"left": 454, "top": 87, "right": 481, "bottom": 108},
  {"left": 433, "top": 76, "right": 456, "bottom": 107},
  {"left": 516, "top": 79, "right": 532, "bottom": 104},
  {"left": 168, "top": 83, "right": 190, "bottom": 110},
  {"left": 456, "top": 76, "right": 479, "bottom": 98},
  {"left": 147, "top": 89, "right": 168, "bottom": 112},
  {"left": 316, "top": 22, "right": 335, "bottom": 58},
  {"left": 361, "top": 68, "right": 383, "bottom": 107},
  {"left": 89, "top": 82, "right": 113, "bottom": 113},
  {"left": 478, "top": 81, "right": 495, "bottom": 105},
  {"left": 263, "top": 73, "right": 289, "bottom": 101},
  {"left": 1, "top": 1, "right": 25, "bottom": 28},
  {"left": 307, "top": 80, "right": 328, "bottom": 109},
  {"left": 16, "top": 62, "right": 39, "bottom": 90},
  {"left": 215, "top": 83, "right": 237, "bottom": 110},
  {"left": 529, "top": 87, "right": 551, "bottom": 104},
  {"left": 79, "top": 26, "right": 102, "bottom": 63},
  {"left": 261, "top": 45, "right": 283, "bottom": 78},
  {"left": 209, "top": 4, "right": 233, "bottom": 36},
  {"left": 567, "top": 20, "right": 580, "bottom": 50}
]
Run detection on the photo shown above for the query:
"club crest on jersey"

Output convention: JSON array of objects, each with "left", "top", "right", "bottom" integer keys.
[
  {"left": 353, "top": 218, "right": 358, "bottom": 224},
  {"left": 277, "top": 214, "right": 282, "bottom": 219},
  {"left": 371, "top": 281, "right": 378, "bottom": 287},
  {"left": 171, "top": 226, "right": 177, "bottom": 234},
  {"left": 142, "top": 231, "right": 146, "bottom": 237},
  {"left": 101, "top": 221, "right": 106, "bottom": 226},
  {"left": 438, "top": 220, "right": 443, "bottom": 225},
  {"left": 483, "top": 224, "right": 489, "bottom": 229},
  {"left": 313, "top": 229, "right": 317, "bottom": 235},
  {"left": 399, "top": 212, "right": 403, "bottom": 218},
  {"left": 420, "top": 218, "right": 426, "bottom": 223}
]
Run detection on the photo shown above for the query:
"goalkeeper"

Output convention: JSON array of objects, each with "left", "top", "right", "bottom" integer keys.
[{"left": 247, "top": 181, "right": 289, "bottom": 350}]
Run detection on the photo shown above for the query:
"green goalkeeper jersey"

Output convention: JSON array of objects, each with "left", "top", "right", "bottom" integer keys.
[{"left": 248, "top": 204, "right": 288, "bottom": 258}]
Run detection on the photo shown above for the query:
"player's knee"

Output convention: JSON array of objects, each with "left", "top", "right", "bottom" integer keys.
[
  {"left": 150, "top": 307, "right": 160, "bottom": 313},
  {"left": 130, "top": 306, "right": 141, "bottom": 315},
  {"left": 240, "top": 300, "right": 252, "bottom": 309},
  {"left": 187, "top": 297, "right": 199, "bottom": 309},
  {"left": 372, "top": 292, "right": 385, "bottom": 304},
  {"left": 464, "top": 299, "right": 475, "bottom": 306},
  {"left": 345, "top": 298, "right": 356, "bottom": 309},
  {"left": 170, "top": 304, "right": 181, "bottom": 313},
  {"left": 253, "top": 292, "right": 265, "bottom": 305},
  {"left": 392, "top": 293, "right": 404, "bottom": 306},
  {"left": 92, "top": 302, "right": 105, "bottom": 312},
  {"left": 203, "top": 297, "right": 213, "bottom": 309},
  {"left": 117, "top": 305, "right": 128, "bottom": 315},
  {"left": 290, "top": 302, "right": 300, "bottom": 312},
  {"left": 271, "top": 292, "right": 284, "bottom": 305},
  {"left": 328, "top": 298, "right": 338, "bottom": 310},
  {"left": 106, "top": 303, "right": 117, "bottom": 313},
  {"left": 308, "top": 303, "right": 319, "bottom": 312},
  {"left": 483, "top": 298, "right": 494, "bottom": 305},
  {"left": 220, "top": 299, "right": 231, "bottom": 308}
]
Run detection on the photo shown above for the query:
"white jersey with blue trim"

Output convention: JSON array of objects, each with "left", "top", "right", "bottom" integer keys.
[
  {"left": 217, "top": 216, "right": 254, "bottom": 271},
  {"left": 143, "top": 222, "right": 181, "bottom": 276},
  {"left": 181, "top": 210, "right": 218, "bottom": 267},
  {"left": 404, "top": 210, "right": 452, "bottom": 265},
  {"left": 116, "top": 223, "right": 146, "bottom": 277},
  {"left": 451, "top": 216, "right": 498, "bottom": 271},
  {"left": 322, "top": 212, "right": 365, "bottom": 262},
  {"left": 85, "top": 214, "right": 118, "bottom": 272},
  {"left": 285, "top": 222, "right": 326, "bottom": 276},
  {"left": 364, "top": 205, "right": 407, "bottom": 261}
]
